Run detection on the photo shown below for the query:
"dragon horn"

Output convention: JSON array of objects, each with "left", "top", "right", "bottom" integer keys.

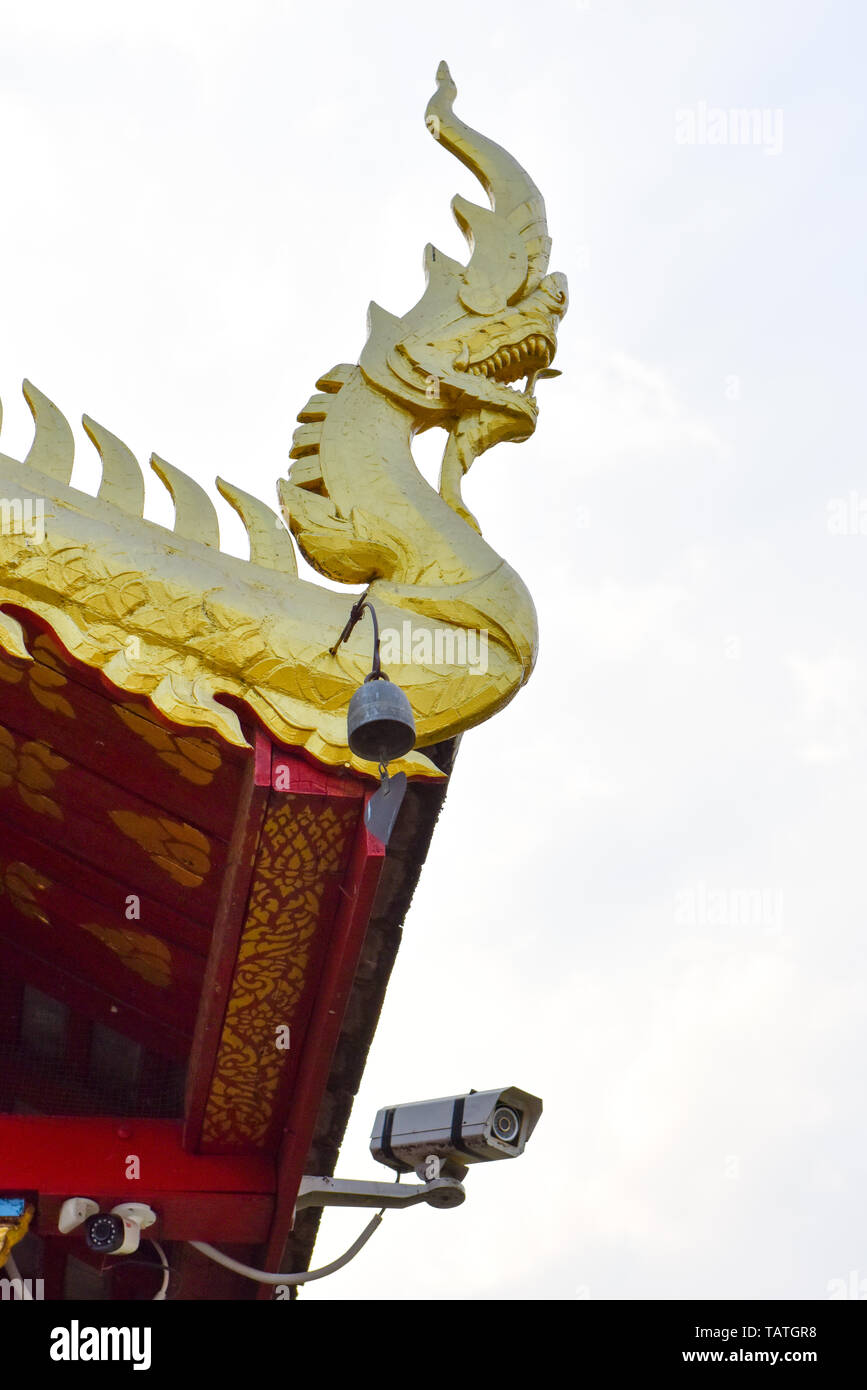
[{"left": 425, "top": 61, "right": 552, "bottom": 302}]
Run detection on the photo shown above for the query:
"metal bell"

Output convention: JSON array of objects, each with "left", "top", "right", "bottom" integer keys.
[{"left": 347, "top": 677, "right": 416, "bottom": 764}]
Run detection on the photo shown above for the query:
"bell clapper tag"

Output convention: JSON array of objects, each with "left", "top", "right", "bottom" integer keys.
[
  {"left": 365, "top": 761, "right": 407, "bottom": 845},
  {"left": 331, "top": 598, "right": 414, "bottom": 846}
]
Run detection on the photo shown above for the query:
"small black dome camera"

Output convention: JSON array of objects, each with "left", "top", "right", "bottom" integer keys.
[{"left": 84, "top": 1212, "right": 125, "bottom": 1255}]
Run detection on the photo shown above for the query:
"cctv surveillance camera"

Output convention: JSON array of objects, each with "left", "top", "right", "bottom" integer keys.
[
  {"left": 370, "top": 1086, "right": 542, "bottom": 1177},
  {"left": 85, "top": 1211, "right": 127, "bottom": 1255},
  {"left": 58, "top": 1199, "right": 156, "bottom": 1256}
]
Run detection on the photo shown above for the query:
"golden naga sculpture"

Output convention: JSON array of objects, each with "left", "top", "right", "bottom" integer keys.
[{"left": 0, "top": 63, "right": 567, "bottom": 778}]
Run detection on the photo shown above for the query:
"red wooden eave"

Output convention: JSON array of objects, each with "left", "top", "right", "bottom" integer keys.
[{"left": 0, "top": 1117, "right": 274, "bottom": 1243}]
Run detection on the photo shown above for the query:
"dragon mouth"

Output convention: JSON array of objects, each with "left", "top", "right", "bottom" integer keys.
[{"left": 456, "top": 335, "right": 555, "bottom": 395}]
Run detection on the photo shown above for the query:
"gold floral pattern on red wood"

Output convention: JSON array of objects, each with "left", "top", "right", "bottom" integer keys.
[
  {"left": 114, "top": 705, "right": 222, "bottom": 785},
  {"left": 0, "top": 859, "right": 51, "bottom": 924},
  {"left": 0, "top": 636, "right": 75, "bottom": 719},
  {"left": 108, "top": 811, "right": 212, "bottom": 887},
  {"left": 80, "top": 921, "right": 173, "bottom": 988},
  {"left": 0, "top": 726, "right": 68, "bottom": 819}
]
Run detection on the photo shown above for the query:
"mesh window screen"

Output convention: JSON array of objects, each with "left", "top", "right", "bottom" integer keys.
[{"left": 0, "top": 983, "right": 186, "bottom": 1118}]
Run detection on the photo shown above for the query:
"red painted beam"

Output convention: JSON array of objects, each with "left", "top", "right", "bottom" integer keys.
[
  {"left": 0, "top": 1117, "right": 275, "bottom": 1243},
  {"left": 259, "top": 808, "right": 386, "bottom": 1282}
]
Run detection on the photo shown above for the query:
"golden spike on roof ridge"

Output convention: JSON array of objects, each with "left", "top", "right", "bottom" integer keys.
[
  {"left": 216, "top": 478, "right": 298, "bottom": 577},
  {"left": 22, "top": 381, "right": 74, "bottom": 486},
  {"left": 150, "top": 453, "right": 220, "bottom": 549},
  {"left": 83, "top": 414, "right": 146, "bottom": 516}
]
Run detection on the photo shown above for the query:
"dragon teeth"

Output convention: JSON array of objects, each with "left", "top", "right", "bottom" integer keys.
[{"left": 466, "top": 335, "right": 553, "bottom": 380}]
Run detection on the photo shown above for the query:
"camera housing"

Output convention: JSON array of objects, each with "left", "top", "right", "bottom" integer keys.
[
  {"left": 58, "top": 1198, "right": 156, "bottom": 1256},
  {"left": 85, "top": 1212, "right": 127, "bottom": 1255},
  {"left": 370, "top": 1086, "right": 542, "bottom": 1177}
]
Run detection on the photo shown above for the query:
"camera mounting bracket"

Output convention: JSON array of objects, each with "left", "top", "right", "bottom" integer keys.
[{"left": 295, "top": 1175, "right": 465, "bottom": 1212}]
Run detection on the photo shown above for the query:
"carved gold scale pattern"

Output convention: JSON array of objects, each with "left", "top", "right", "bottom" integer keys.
[{"left": 201, "top": 795, "right": 361, "bottom": 1148}]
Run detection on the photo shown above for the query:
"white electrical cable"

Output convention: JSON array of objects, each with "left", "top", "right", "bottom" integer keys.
[
  {"left": 150, "top": 1239, "right": 170, "bottom": 1300},
  {"left": 189, "top": 1211, "right": 384, "bottom": 1286},
  {"left": 5, "top": 1253, "right": 33, "bottom": 1299}
]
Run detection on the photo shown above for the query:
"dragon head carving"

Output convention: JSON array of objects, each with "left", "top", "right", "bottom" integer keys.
[
  {"left": 359, "top": 62, "right": 568, "bottom": 472},
  {"left": 0, "top": 61, "right": 567, "bottom": 779}
]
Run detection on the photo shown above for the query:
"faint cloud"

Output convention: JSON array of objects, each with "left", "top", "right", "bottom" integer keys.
[
  {"left": 787, "top": 650, "right": 864, "bottom": 763},
  {"left": 571, "top": 580, "right": 692, "bottom": 666},
  {"left": 572, "top": 344, "right": 725, "bottom": 467}
]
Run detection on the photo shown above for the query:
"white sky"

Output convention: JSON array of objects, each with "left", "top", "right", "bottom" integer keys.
[{"left": 2, "top": 0, "right": 866, "bottom": 1300}]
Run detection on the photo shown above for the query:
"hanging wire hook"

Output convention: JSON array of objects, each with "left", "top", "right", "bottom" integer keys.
[{"left": 329, "top": 595, "right": 388, "bottom": 681}]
